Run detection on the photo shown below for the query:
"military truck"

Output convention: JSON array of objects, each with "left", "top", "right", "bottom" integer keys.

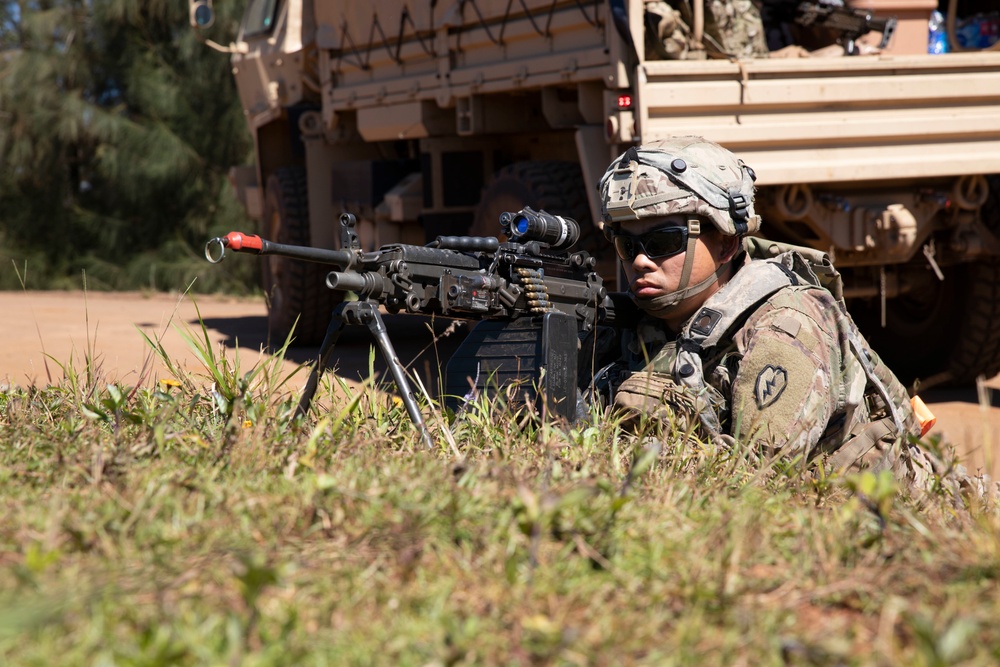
[{"left": 195, "top": 0, "right": 1000, "bottom": 386}]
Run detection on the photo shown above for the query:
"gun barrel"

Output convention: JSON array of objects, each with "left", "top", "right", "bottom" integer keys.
[
  {"left": 326, "top": 270, "right": 387, "bottom": 298},
  {"left": 264, "top": 242, "right": 354, "bottom": 266},
  {"left": 204, "top": 231, "right": 355, "bottom": 266}
]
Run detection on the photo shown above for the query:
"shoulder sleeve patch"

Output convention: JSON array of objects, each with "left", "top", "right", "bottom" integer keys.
[
  {"left": 731, "top": 332, "right": 835, "bottom": 455},
  {"left": 754, "top": 365, "right": 788, "bottom": 408}
]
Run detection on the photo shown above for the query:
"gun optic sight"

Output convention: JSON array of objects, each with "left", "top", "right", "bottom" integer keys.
[{"left": 501, "top": 206, "right": 580, "bottom": 250}]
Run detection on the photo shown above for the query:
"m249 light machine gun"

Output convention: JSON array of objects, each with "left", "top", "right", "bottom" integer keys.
[
  {"left": 205, "top": 209, "right": 635, "bottom": 448},
  {"left": 794, "top": 1, "right": 897, "bottom": 55}
]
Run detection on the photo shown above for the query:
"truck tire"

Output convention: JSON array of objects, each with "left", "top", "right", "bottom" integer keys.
[
  {"left": 857, "top": 271, "right": 960, "bottom": 386},
  {"left": 262, "top": 166, "right": 341, "bottom": 346},
  {"left": 948, "top": 258, "right": 1000, "bottom": 383},
  {"left": 947, "top": 174, "right": 1000, "bottom": 384},
  {"left": 858, "top": 176, "right": 1000, "bottom": 387},
  {"left": 470, "top": 161, "right": 597, "bottom": 252}
]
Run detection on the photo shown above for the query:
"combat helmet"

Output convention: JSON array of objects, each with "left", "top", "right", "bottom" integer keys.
[
  {"left": 599, "top": 135, "right": 760, "bottom": 235},
  {"left": 598, "top": 136, "right": 761, "bottom": 314}
]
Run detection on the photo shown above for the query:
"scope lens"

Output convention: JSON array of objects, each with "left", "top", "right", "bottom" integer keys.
[{"left": 514, "top": 216, "right": 530, "bottom": 235}]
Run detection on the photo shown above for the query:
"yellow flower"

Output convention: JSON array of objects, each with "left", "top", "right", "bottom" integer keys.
[{"left": 159, "top": 378, "right": 182, "bottom": 390}]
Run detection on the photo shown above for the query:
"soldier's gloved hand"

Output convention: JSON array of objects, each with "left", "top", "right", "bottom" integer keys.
[{"left": 613, "top": 370, "right": 705, "bottom": 433}]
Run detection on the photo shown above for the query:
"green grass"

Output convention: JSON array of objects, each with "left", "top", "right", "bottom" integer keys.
[{"left": 0, "top": 321, "right": 999, "bottom": 666}]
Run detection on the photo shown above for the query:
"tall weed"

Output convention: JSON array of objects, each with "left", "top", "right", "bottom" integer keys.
[{"left": 1, "top": 326, "right": 999, "bottom": 666}]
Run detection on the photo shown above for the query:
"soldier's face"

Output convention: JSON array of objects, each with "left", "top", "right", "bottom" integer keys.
[{"left": 619, "top": 215, "right": 736, "bottom": 326}]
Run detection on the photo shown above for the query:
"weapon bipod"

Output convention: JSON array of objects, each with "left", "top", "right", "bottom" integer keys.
[{"left": 294, "top": 300, "right": 435, "bottom": 449}]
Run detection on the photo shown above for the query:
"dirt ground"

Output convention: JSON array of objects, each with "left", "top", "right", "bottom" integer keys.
[{"left": 2, "top": 290, "right": 999, "bottom": 479}]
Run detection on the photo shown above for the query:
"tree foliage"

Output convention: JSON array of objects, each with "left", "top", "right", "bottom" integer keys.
[{"left": 0, "top": 0, "right": 256, "bottom": 292}]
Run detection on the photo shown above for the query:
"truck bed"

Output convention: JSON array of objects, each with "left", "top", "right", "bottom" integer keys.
[
  {"left": 638, "top": 53, "right": 1000, "bottom": 185},
  {"left": 311, "top": 1, "right": 1000, "bottom": 186}
]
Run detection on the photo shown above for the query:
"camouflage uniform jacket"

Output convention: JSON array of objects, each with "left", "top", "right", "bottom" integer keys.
[{"left": 615, "top": 253, "right": 920, "bottom": 461}]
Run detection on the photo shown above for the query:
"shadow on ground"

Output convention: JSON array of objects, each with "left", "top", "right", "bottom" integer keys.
[
  {"left": 195, "top": 313, "right": 472, "bottom": 397},
  {"left": 193, "top": 310, "right": 1000, "bottom": 415}
]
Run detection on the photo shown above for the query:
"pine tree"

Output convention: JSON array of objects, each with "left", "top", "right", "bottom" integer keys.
[{"left": 0, "top": 0, "right": 254, "bottom": 291}]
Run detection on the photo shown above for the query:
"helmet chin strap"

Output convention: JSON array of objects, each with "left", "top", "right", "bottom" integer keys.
[{"left": 630, "top": 219, "right": 732, "bottom": 318}]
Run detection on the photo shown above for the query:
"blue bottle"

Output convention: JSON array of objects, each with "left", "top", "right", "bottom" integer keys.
[{"left": 928, "top": 10, "right": 950, "bottom": 54}]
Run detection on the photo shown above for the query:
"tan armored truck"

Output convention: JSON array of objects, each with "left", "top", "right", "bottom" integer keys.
[{"left": 195, "top": 0, "right": 1000, "bottom": 386}]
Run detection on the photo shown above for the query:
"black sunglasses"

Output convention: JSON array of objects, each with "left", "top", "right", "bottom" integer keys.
[{"left": 611, "top": 226, "right": 689, "bottom": 261}]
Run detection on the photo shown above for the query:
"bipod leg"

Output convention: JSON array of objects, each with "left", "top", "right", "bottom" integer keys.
[
  {"left": 295, "top": 302, "right": 349, "bottom": 419},
  {"left": 355, "top": 302, "right": 435, "bottom": 450}
]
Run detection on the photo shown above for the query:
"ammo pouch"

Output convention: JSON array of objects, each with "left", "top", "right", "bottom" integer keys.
[
  {"left": 825, "top": 417, "right": 981, "bottom": 506},
  {"left": 826, "top": 417, "right": 900, "bottom": 474}
]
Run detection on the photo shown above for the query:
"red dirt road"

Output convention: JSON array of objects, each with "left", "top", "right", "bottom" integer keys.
[
  {"left": 0, "top": 290, "right": 299, "bottom": 386},
  {"left": 2, "top": 290, "right": 999, "bottom": 479}
]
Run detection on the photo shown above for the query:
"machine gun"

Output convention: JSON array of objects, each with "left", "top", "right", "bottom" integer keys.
[
  {"left": 205, "top": 209, "right": 635, "bottom": 448},
  {"left": 794, "top": 1, "right": 897, "bottom": 55}
]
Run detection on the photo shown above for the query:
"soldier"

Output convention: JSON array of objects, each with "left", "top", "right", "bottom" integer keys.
[
  {"left": 597, "top": 135, "right": 990, "bottom": 503},
  {"left": 643, "top": 0, "right": 769, "bottom": 61}
]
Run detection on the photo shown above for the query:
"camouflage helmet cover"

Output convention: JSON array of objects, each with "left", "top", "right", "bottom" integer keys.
[{"left": 599, "top": 136, "right": 761, "bottom": 236}]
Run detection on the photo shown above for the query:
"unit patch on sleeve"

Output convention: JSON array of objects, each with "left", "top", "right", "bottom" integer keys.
[{"left": 754, "top": 365, "right": 788, "bottom": 408}]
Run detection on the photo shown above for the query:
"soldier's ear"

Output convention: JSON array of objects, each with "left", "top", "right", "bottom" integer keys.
[{"left": 718, "top": 234, "right": 742, "bottom": 263}]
